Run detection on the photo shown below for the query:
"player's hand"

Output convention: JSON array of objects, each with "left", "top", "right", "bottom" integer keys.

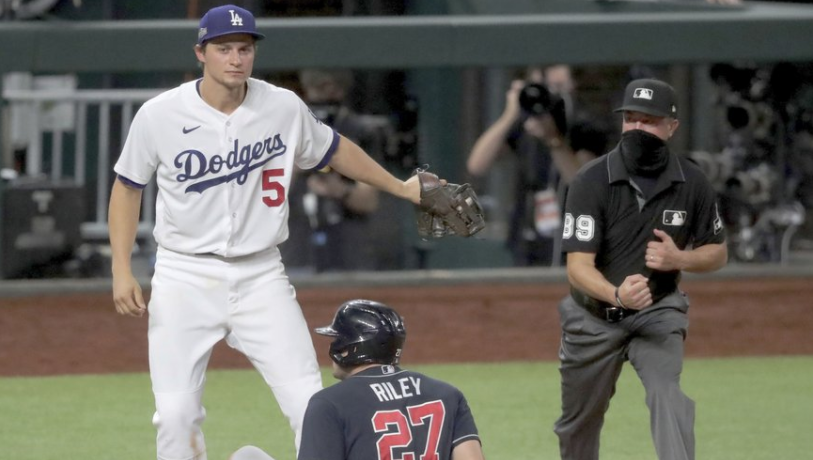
[
  {"left": 503, "top": 79, "right": 525, "bottom": 120},
  {"left": 402, "top": 173, "right": 447, "bottom": 205},
  {"left": 617, "top": 274, "right": 652, "bottom": 310},
  {"left": 646, "top": 229, "right": 683, "bottom": 271},
  {"left": 112, "top": 272, "right": 147, "bottom": 317}
]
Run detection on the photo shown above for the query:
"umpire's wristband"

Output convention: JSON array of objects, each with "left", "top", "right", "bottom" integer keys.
[{"left": 614, "top": 287, "right": 627, "bottom": 308}]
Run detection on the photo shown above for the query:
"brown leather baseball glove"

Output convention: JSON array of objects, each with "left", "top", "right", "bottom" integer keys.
[{"left": 414, "top": 169, "right": 485, "bottom": 238}]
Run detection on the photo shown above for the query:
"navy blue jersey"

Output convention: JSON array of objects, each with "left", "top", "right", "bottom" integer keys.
[
  {"left": 562, "top": 146, "right": 726, "bottom": 298},
  {"left": 298, "top": 365, "right": 480, "bottom": 460}
]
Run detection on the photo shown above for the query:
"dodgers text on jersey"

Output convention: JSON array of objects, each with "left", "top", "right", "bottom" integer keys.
[{"left": 175, "top": 134, "right": 288, "bottom": 194}]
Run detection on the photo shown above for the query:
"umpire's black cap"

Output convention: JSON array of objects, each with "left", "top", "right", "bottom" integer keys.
[{"left": 614, "top": 78, "right": 678, "bottom": 119}]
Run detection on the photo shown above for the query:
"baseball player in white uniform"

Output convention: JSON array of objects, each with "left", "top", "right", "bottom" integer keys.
[{"left": 108, "top": 5, "right": 424, "bottom": 460}]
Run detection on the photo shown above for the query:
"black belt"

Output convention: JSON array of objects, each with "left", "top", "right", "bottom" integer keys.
[{"left": 571, "top": 288, "right": 638, "bottom": 323}]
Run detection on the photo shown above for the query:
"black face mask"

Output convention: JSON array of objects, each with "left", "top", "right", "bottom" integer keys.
[{"left": 620, "top": 129, "right": 670, "bottom": 176}]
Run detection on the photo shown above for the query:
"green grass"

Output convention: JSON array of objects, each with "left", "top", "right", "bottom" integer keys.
[{"left": 1, "top": 357, "right": 811, "bottom": 460}]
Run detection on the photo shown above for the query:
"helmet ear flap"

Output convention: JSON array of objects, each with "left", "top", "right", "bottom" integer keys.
[{"left": 329, "top": 342, "right": 357, "bottom": 367}]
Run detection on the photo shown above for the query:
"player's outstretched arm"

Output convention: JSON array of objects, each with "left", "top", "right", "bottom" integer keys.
[
  {"left": 452, "top": 439, "right": 486, "bottom": 460},
  {"left": 306, "top": 171, "right": 379, "bottom": 214},
  {"left": 327, "top": 135, "right": 421, "bottom": 205},
  {"left": 108, "top": 179, "right": 147, "bottom": 317}
]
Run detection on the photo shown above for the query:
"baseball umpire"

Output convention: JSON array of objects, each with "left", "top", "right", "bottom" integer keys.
[
  {"left": 108, "top": 4, "right": 480, "bottom": 460},
  {"left": 554, "top": 78, "right": 728, "bottom": 460}
]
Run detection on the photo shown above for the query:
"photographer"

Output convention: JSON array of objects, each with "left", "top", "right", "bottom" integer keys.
[
  {"left": 467, "top": 65, "right": 609, "bottom": 266},
  {"left": 283, "top": 69, "right": 399, "bottom": 272}
]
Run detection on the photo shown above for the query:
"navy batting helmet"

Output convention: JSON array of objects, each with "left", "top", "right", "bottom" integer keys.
[{"left": 315, "top": 299, "right": 406, "bottom": 367}]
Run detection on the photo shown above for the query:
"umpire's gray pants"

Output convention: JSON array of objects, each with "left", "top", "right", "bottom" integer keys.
[{"left": 553, "top": 291, "right": 695, "bottom": 460}]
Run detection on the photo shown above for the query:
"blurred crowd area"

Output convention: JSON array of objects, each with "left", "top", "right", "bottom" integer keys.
[{"left": 2, "top": 0, "right": 813, "bottom": 279}]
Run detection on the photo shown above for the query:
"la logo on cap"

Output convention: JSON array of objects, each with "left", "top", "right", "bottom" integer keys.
[
  {"left": 633, "top": 88, "right": 653, "bottom": 100},
  {"left": 229, "top": 9, "right": 243, "bottom": 26}
]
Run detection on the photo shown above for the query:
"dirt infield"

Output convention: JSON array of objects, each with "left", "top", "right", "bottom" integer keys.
[{"left": 1, "top": 277, "right": 811, "bottom": 376}]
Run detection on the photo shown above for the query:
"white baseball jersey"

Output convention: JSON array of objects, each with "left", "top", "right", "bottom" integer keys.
[{"left": 114, "top": 77, "right": 338, "bottom": 257}]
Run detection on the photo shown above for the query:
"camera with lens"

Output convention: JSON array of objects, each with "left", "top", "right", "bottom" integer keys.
[
  {"left": 518, "top": 83, "right": 568, "bottom": 137},
  {"left": 709, "top": 65, "right": 776, "bottom": 142},
  {"left": 519, "top": 83, "right": 557, "bottom": 115},
  {"left": 689, "top": 150, "right": 776, "bottom": 206},
  {"left": 708, "top": 63, "right": 813, "bottom": 262},
  {"left": 719, "top": 94, "right": 775, "bottom": 141}
]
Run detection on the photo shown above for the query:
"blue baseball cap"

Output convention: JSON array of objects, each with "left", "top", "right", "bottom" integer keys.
[{"left": 197, "top": 4, "right": 265, "bottom": 45}]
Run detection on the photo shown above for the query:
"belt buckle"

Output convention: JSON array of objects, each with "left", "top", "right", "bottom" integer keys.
[{"left": 605, "top": 306, "right": 624, "bottom": 323}]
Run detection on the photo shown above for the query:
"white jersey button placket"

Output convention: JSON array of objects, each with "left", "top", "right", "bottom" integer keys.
[{"left": 223, "top": 119, "right": 236, "bottom": 253}]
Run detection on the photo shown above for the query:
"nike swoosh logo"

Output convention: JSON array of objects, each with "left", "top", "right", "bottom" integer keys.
[{"left": 183, "top": 125, "right": 201, "bottom": 134}]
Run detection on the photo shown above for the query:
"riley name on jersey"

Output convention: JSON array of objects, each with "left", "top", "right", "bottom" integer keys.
[
  {"left": 369, "top": 376, "right": 422, "bottom": 402},
  {"left": 175, "top": 134, "right": 288, "bottom": 194}
]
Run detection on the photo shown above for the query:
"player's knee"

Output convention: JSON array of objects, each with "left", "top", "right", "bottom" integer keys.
[
  {"left": 644, "top": 381, "right": 686, "bottom": 405},
  {"left": 153, "top": 394, "right": 207, "bottom": 438},
  {"left": 154, "top": 405, "right": 206, "bottom": 432},
  {"left": 273, "top": 374, "right": 322, "bottom": 419},
  {"left": 270, "top": 375, "right": 322, "bottom": 450}
]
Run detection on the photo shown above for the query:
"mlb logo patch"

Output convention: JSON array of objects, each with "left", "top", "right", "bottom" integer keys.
[
  {"left": 634, "top": 88, "right": 654, "bottom": 100},
  {"left": 663, "top": 210, "right": 686, "bottom": 226},
  {"left": 382, "top": 365, "right": 396, "bottom": 374},
  {"left": 713, "top": 203, "right": 723, "bottom": 234}
]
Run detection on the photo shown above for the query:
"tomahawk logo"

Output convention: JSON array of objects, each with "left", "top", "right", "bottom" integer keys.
[
  {"left": 229, "top": 10, "right": 243, "bottom": 26},
  {"left": 634, "top": 88, "right": 654, "bottom": 100}
]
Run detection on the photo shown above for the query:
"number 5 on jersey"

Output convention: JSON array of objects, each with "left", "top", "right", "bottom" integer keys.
[{"left": 262, "top": 168, "right": 285, "bottom": 207}]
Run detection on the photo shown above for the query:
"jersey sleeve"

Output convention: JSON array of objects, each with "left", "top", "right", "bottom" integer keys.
[
  {"left": 113, "top": 106, "right": 159, "bottom": 186},
  {"left": 451, "top": 392, "right": 481, "bottom": 448},
  {"left": 298, "top": 395, "right": 346, "bottom": 460},
  {"left": 690, "top": 178, "right": 727, "bottom": 247},
  {"left": 560, "top": 169, "right": 605, "bottom": 254},
  {"left": 293, "top": 97, "right": 340, "bottom": 171}
]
